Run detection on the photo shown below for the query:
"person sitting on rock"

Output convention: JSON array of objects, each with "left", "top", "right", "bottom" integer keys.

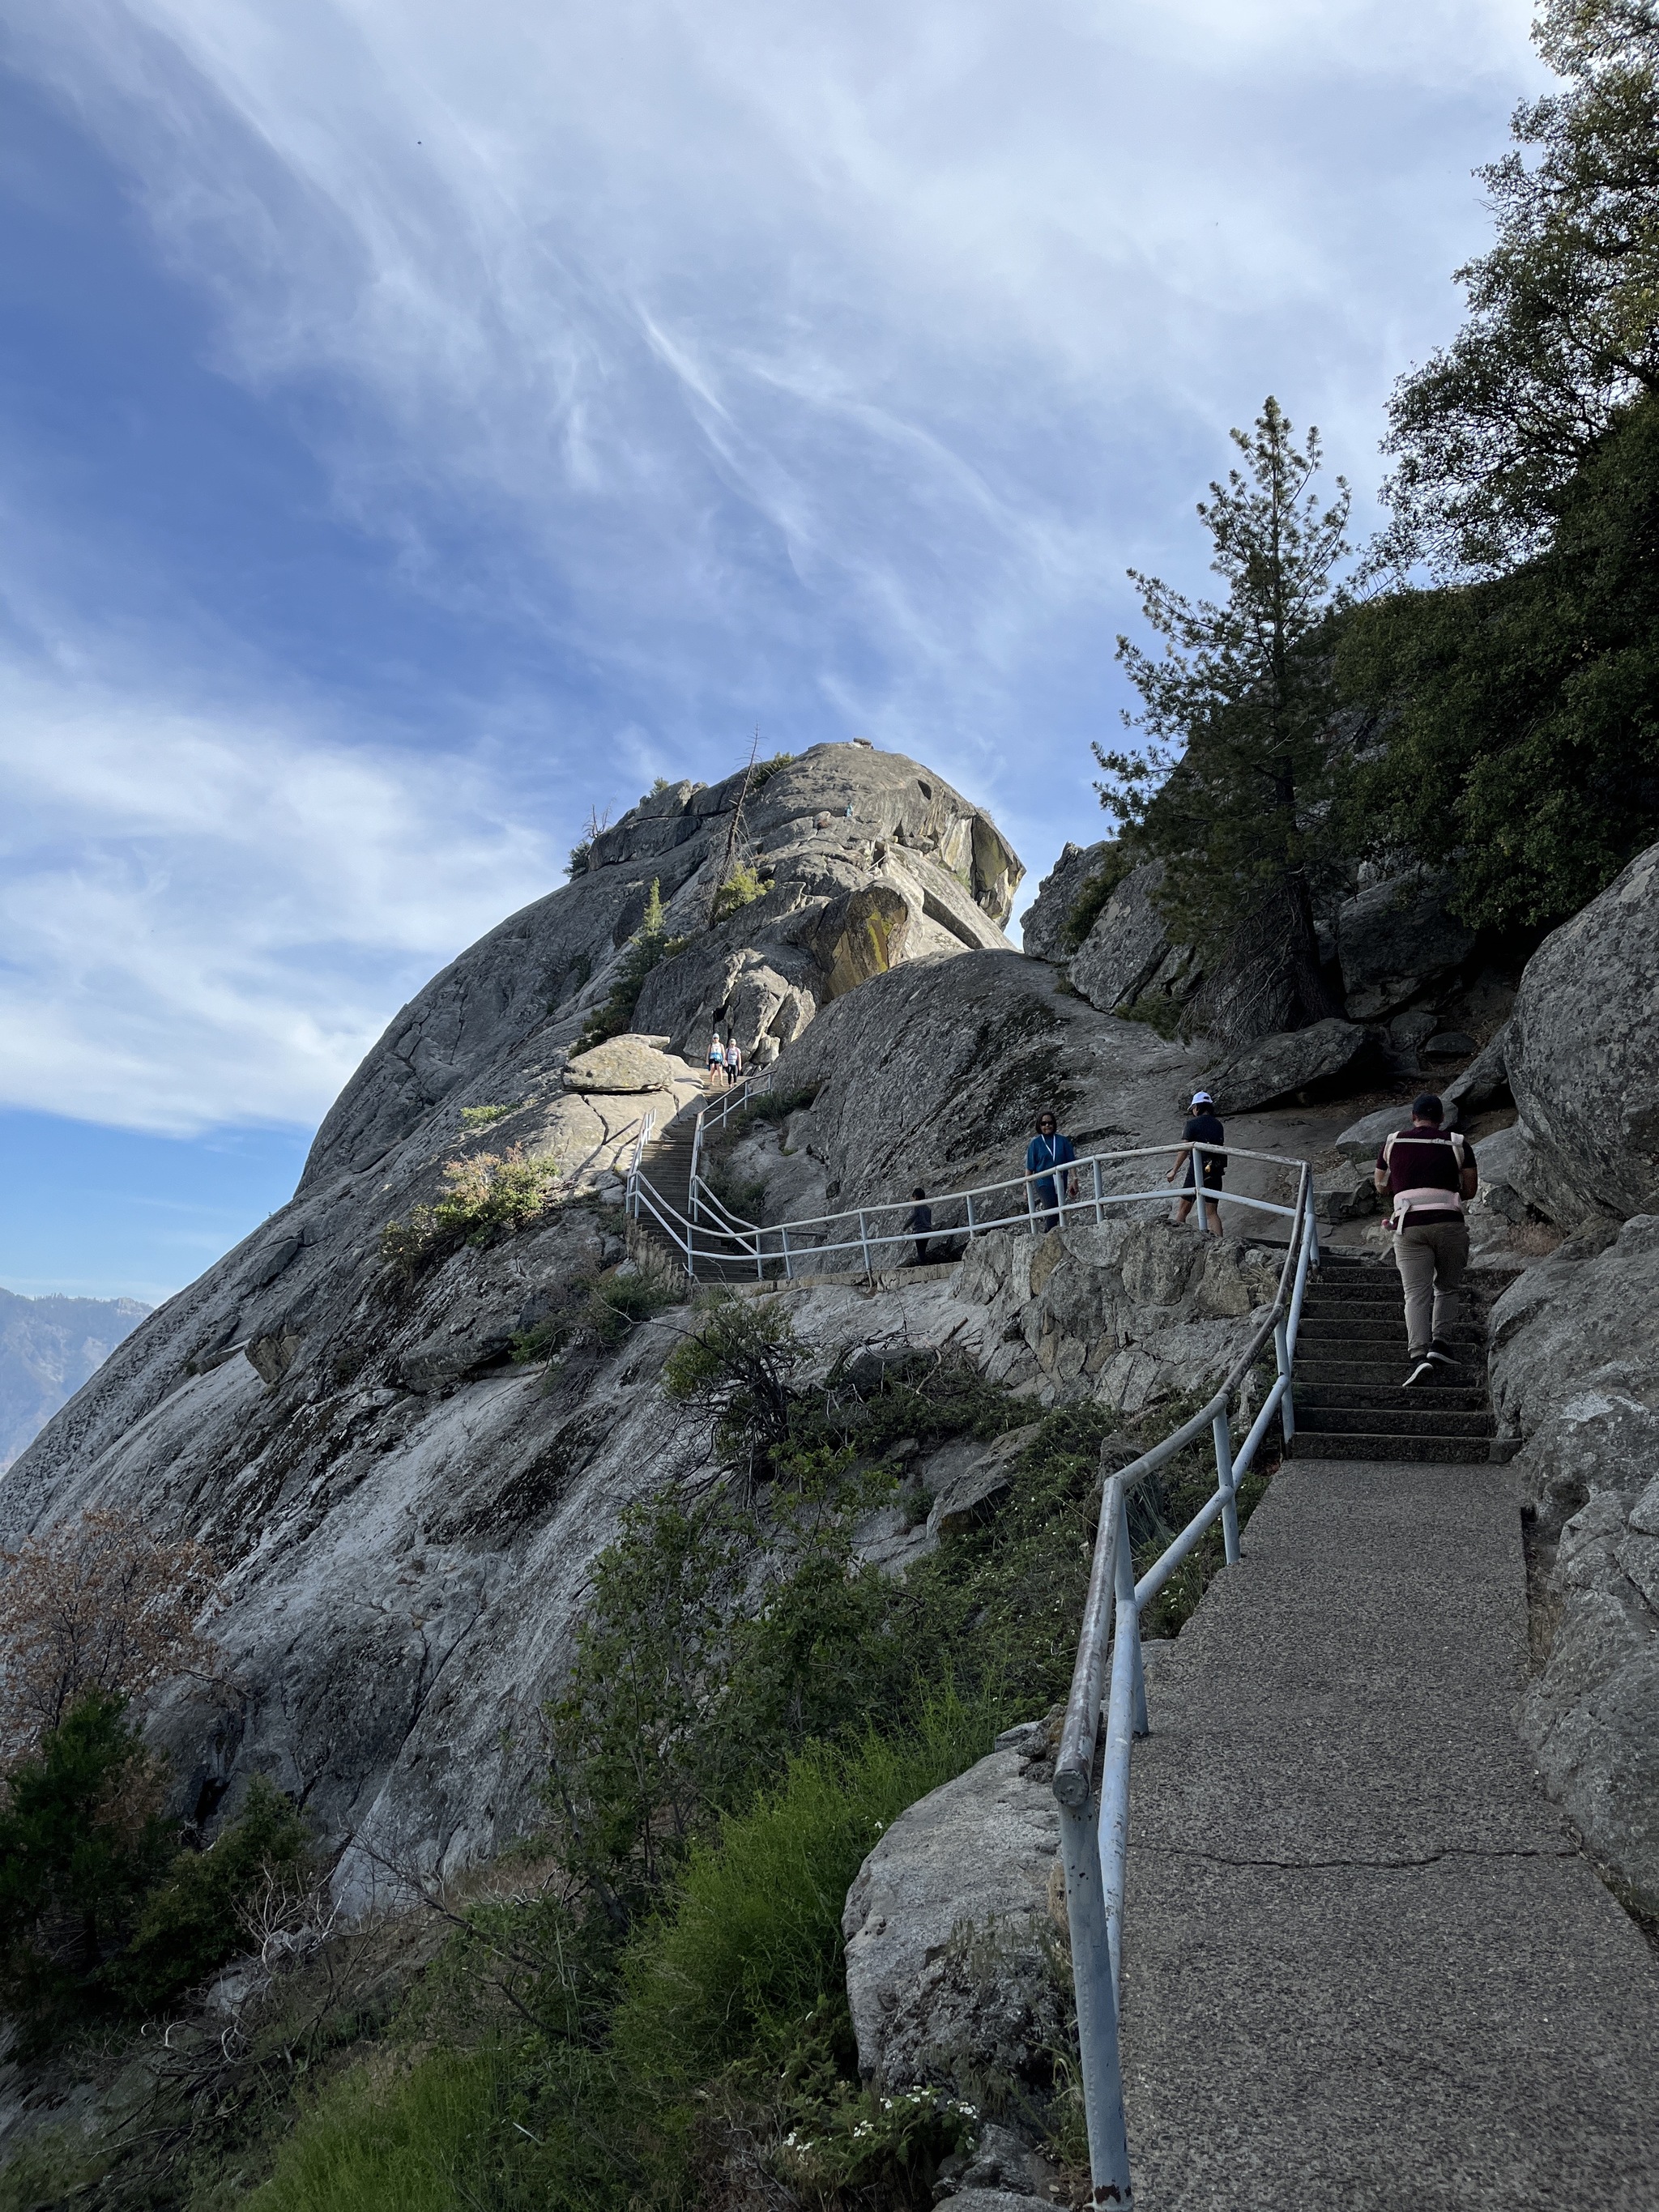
[
  {"left": 1167, "top": 1089, "right": 1226, "bottom": 1238},
  {"left": 907, "top": 1187, "right": 933, "bottom": 1265},
  {"left": 707, "top": 1032, "right": 727, "bottom": 1087},
  {"left": 1373, "top": 1092, "right": 1478, "bottom": 1387},
  {"left": 1026, "top": 1113, "right": 1077, "bottom": 1231}
]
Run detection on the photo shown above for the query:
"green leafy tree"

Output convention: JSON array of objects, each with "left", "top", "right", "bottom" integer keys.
[
  {"left": 1382, "top": 0, "right": 1659, "bottom": 574},
  {"left": 1097, "top": 397, "right": 1351, "bottom": 1038},
  {"left": 1341, "top": 388, "right": 1659, "bottom": 927}
]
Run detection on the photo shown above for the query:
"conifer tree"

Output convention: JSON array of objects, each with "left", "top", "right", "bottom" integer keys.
[
  {"left": 1382, "top": 0, "right": 1659, "bottom": 573},
  {"left": 1096, "top": 397, "right": 1350, "bottom": 1039}
]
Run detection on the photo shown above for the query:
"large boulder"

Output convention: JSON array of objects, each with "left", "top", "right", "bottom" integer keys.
[
  {"left": 1021, "top": 839, "right": 1111, "bottom": 963},
  {"left": 1507, "top": 841, "right": 1659, "bottom": 1225},
  {"left": 842, "top": 1724, "right": 1067, "bottom": 2093},
  {"left": 561, "top": 1036, "right": 686, "bottom": 1094},
  {"left": 1335, "top": 872, "right": 1477, "bottom": 1021},
  {"left": 808, "top": 882, "right": 912, "bottom": 999},
  {"left": 1485, "top": 1215, "right": 1659, "bottom": 1907},
  {"left": 1068, "top": 862, "right": 1171, "bottom": 1015},
  {"left": 1203, "top": 1018, "right": 1373, "bottom": 1115}
]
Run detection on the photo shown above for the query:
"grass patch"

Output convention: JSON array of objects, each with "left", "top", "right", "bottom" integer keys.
[
  {"left": 242, "top": 2047, "right": 515, "bottom": 2212},
  {"left": 459, "top": 1103, "right": 521, "bottom": 1128}
]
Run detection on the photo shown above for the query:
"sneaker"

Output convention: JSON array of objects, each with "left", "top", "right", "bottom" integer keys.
[
  {"left": 1403, "top": 1358, "right": 1437, "bottom": 1388},
  {"left": 1427, "top": 1341, "right": 1460, "bottom": 1370}
]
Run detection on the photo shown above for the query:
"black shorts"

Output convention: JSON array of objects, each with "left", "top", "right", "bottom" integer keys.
[{"left": 1183, "top": 1164, "right": 1225, "bottom": 1192}]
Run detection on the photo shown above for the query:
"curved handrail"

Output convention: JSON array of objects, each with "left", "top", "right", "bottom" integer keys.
[{"left": 631, "top": 1127, "right": 1306, "bottom": 1284}]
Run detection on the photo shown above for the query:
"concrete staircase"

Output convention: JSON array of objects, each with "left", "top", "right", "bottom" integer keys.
[
  {"left": 1290, "top": 1250, "right": 1508, "bottom": 1464},
  {"left": 629, "top": 1105, "right": 761, "bottom": 1285}
]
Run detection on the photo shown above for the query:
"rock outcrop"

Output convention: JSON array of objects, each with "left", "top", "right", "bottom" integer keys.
[
  {"left": 1334, "top": 872, "right": 1478, "bottom": 1022},
  {"left": 1068, "top": 863, "right": 1171, "bottom": 1016},
  {"left": 304, "top": 744, "right": 1019, "bottom": 1188},
  {"left": 842, "top": 1720, "right": 1066, "bottom": 2095},
  {"left": 1488, "top": 1215, "right": 1659, "bottom": 1906},
  {"left": 1203, "top": 1019, "right": 1374, "bottom": 1115},
  {"left": 1507, "top": 842, "right": 1659, "bottom": 1228},
  {"left": 1019, "top": 839, "right": 1109, "bottom": 963}
]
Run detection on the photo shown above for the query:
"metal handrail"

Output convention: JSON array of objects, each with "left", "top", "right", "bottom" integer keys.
[
  {"left": 1051, "top": 1164, "right": 1318, "bottom": 2204},
  {"left": 688, "top": 1067, "right": 776, "bottom": 1221},
  {"left": 631, "top": 1123, "right": 1297, "bottom": 1283}
]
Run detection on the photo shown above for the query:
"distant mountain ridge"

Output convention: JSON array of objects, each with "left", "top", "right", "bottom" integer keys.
[{"left": 0, "top": 1289, "right": 151, "bottom": 1470}]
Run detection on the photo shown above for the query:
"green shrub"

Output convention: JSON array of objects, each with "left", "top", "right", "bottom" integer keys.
[
  {"left": 114, "top": 1776, "right": 313, "bottom": 2014},
  {"left": 458, "top": 1103, "right": 520, "bottom": 1128},
  {"left": 381, "top": 1146, "right": 563, "bottom": 1279},
  {"left": 710, "top": 863, "right": 773, "bottom": 923},
  {"left": 661, "top": 1292, "right": 808, "bottom": 1482},
  {"left": 510, "top": 1266, "right": 686, "bottom": 1372},
  {"left": 736, "top": 1080, "right": 821, "bottom": 1126},
  {"left": 1119, "top": 992, "right": 1183, "bottom": 1039}
]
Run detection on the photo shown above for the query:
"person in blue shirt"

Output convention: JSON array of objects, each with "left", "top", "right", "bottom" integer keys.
[
  {"left": 1026, "top": 1111, "right": 1077, "bottom": 1231},
  {"left": 1166, "top": 1089, "right": 1226, "bottom": 1237}
]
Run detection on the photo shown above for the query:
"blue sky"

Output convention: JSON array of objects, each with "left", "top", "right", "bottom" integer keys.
[{"left": 1, "top": 0, "right": 1543, "bottom": 1302}]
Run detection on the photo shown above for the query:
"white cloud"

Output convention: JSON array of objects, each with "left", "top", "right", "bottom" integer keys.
[
  {"left": 0, "top": 654, "right": 560, "bottom": 1131},
  {"left": 0, "top": 0, "right": 1549, "bottom": 1136}
]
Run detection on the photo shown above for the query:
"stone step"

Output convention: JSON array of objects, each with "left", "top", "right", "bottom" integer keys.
[
  {"left": 1296, "top": 1381, "right": 1491, "bottom": 1413},
  {"left": 1298, "top": 1319, "right": 1483, "bottom": 1349},
  {"left": 1286, "top": 1431, "right": 1497, "bottom": 1464},
  {"left": 1296, "top": 1404, "right": 1496, "bottom": 1440},
  {"left": 1296, "top": 1360, "right": 1486, "bottom": 1391}
]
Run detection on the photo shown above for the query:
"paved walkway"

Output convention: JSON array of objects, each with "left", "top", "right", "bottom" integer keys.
[{"left": 1122, "top": 1460, "right": 1659, "bottom": 2210}]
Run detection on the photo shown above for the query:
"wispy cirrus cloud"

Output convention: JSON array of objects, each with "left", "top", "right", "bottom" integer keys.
[{"left": 0, "top": 0, "right": 1544, "bottom": 1149}]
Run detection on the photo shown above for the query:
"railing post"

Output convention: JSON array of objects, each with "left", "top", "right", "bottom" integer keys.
[
  {"left": 966, "top": 1191, "right": 976, "bottom": 1240},
  {"left": 1274, "top": 1318, "right": 1295, "bottom": 1445},
  {"left": 1213, "top": 1407, "right": 1239, "bottom": 1566},
  {"left": 781, "top": 1225, "right": 793, "bottom": 1281},
  {"left": 858, "top": 1209, "right": 872, "bottom": 1276},
  {"left": 1116, "top": 1486, "right": 1149, "bottom": 1742},
  {"left": 1093, "top": 1155, "right": 1104, "bottom": 1225},
  {"left": 1195, "top": 1152, "right": 1209, "bottom": 1236},
  {"left": 1057, "top": 1796, "right": 1135, "bottom": 2206}
]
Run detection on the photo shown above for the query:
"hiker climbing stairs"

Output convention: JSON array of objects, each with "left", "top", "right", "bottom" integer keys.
[{"left": 1290, "top": 1249, "right": 1509, "bottom": 1463}]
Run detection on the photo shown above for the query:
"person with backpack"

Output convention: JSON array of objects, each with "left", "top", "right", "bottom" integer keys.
[
  {"left": 1026, "top": 1112, "right": 1077, "bottom": 1231},
  {"left": 1373, "top": 1093, "right": 1479, "bottom": 1387},
  {"left": 1166, "top": 1089, "right": 1226, "bottom": 1238}
]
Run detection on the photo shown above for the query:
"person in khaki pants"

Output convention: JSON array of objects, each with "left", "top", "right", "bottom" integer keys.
[{"left": 1373, "top": 1093, "right": 1480, "bottom": 1388}]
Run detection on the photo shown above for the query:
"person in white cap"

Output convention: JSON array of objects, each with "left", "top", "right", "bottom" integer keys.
[{"left": 1166, "top": 1090, "right": 1226, "bottom": 1236}]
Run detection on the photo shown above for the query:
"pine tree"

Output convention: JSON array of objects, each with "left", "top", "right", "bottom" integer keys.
[
  {"left": 1382, "top": 0, "right": 1659, "bottom": 574},
  {"left": 1096, "top": 397, "right": 1350, "bottom": 1039}
]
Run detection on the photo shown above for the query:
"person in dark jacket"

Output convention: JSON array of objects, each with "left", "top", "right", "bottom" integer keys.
[
  {"left": 906, "top": 1188, "right": 933, "bottom": 1265},
  {"left": 1166, "top": 1090, "right": 1226, "bottom": 1237},
  {"left": 1373, "top": 1093, "right": 1479, "bottom": 1387},
  {"left": 1026, "top": 1113, "right": 1077, "bottom": 1230}
]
